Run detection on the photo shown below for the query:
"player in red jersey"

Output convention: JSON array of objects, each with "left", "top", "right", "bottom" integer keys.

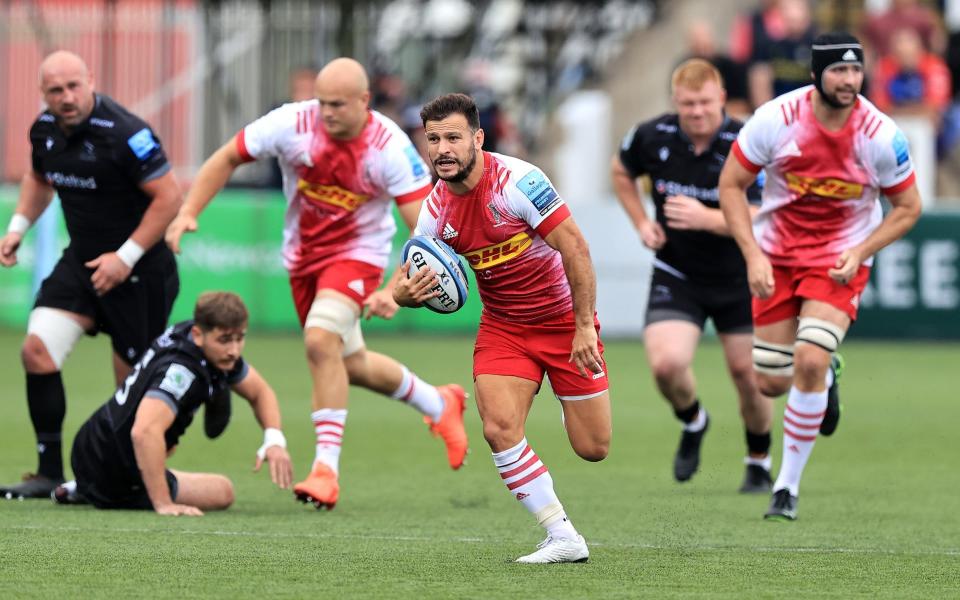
[
  {"left": 394, "top": 93, "right": 611, "bottom": 563},
  {"left": 166, "top": 58, "right": 467, "bottom": 510},
  {"left": 719, "top": 33, "right": 922, "bottom": 520}
]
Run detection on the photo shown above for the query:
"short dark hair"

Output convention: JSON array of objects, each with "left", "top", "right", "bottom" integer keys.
[
  {"left": 420, "top": 93, "right": 480, "bottom": 130},
  {"left": 194, "top": 291, "right": 248, "bottom": 331}
]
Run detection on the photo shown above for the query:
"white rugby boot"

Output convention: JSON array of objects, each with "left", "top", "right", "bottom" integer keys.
[{"left": 515, "top": 534, "right": 590, "bottom": 563}]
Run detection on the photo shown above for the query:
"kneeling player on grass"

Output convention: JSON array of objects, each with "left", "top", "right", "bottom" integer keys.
[
  {"left": 54, "top": 292, "right": 293, "bottom": 515},
  {"left": 395, "top": 93, "right": 611, "bottom": 564}
]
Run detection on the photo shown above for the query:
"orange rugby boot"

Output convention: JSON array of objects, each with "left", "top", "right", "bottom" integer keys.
[
  {"left": 425, "top": 384, "right": 469, "bottom": 470},
  {"left": 293, "top": 463, "right": 339, "bottom": 510}
]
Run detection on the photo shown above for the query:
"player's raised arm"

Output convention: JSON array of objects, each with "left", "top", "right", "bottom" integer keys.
[
  {"left": 0, "top": 172, "right": 55, "bottom": 267},
  {"left": 543, "top": 217, "right": 602, "bottom": 378},
  {"left": 719, "top": 155, "right": 773, "bottom": 298},
  {"left": 232, "top": 365, "right": 293, "bottom": 489},
  {"left": 131, "top": 396, "right": 203, "bottom": 516},
  {"left": 166, "top": 135, "right": 246, "bottom": 253}
]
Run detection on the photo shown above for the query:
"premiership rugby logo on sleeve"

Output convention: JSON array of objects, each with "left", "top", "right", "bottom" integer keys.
[
  {"left": 517, "top": 169, "right": 561, "bottom": 216},
  {"left": 159, "top": 363, "right": 196, "bottom": 400},
  {"left": 127, "top": 128, "right": 159, "bottom": 161}
]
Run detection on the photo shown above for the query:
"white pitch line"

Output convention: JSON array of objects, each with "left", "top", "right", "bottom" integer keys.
[{"left": 4, "top": 524, "right": 959, "bottom": 557}]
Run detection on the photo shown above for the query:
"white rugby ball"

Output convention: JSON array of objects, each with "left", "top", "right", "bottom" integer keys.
[{"left": 401, "top": 235, "right": 469, "bottom": 314}]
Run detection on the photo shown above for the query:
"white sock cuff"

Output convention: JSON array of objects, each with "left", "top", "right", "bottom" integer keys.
[
  {"left": 683, "top": 408, "right": 707, "bottom": 432},
  {"left": 492, "top": 437, "right": 528, "bottom": 467},
  {"left": 788, "top": 388, "right": 828, "bottom": 410},
  {"left": 311, "top": 408, "right": 348, "bottom": 422},
  {"left": 745, "top": 455, "right": 773, "bottom": 470},
  {"left": 390, "top": 365, "right": 414, "bottom": 400}
]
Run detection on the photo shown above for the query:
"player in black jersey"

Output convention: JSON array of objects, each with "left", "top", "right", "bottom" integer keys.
[
  {"left": 612, "top": 59, "right": 774, "bottom": 492},
  {"left": 53, "top": 292, "right": 293, "bottom": 515},
  {"left": 0, "top": 51, "right": 182, "bottom": 499}
]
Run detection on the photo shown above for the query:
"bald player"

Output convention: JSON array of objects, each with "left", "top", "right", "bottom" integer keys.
[
  {"left": 0, "top": 51, "right": 182, "bottom": 499},
  {"left": 166, "top": 57, "right": 468, "bottom": 511}
]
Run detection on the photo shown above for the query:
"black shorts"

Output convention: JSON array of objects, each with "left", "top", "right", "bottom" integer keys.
[
  {"left": 71, "top": 426, "right": 178, "bottom": 510},
  {"left": 33, "top": 246, "right": 179, "bottom": 364},
  {"left": 645, "top": 267, "right": 752, "bottom": 334}
]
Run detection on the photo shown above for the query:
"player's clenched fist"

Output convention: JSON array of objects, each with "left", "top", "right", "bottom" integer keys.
[{"left": 0, "top": 232, "right": 23, "bottom": 267}]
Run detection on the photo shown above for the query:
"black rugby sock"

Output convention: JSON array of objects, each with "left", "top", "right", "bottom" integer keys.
[
  {"left": 674, "top": 399, "right": 700, "bottom": 424},
  {"left": 745, "top": 429, "right": 771, "bottom": 457},
  {"left": 26, "top": 372, "right": 66, "bottom": 480}
]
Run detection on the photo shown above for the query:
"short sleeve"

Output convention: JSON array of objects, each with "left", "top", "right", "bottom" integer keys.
[
  {"left": 381, "top": 135, "right": 433, "bottom": 205},
  {"left": 237, "top": 104, "right": 297, "bottom": 162},
  {"left": 617, "top": 123, "right": 650, "bottom": 179},
  {"left": 413, "top": 186, "right": 442, "bottom": 238},
  {"left": 508, "top": 167, "right": 570, "bottom": 238},
  {"left": 873, "top": 125, "right": 916, "bottom": 195},
  {"left": 118, "top": 124, "right": 170, "bottom": 183},
  {"left": 144, "top": 362, "right": 200, "bottom": 416},
  {"left": 732, "top": 103, "right": 777, "bottom": 172}
]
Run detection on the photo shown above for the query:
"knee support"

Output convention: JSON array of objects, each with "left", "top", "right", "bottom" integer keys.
[
  {"left": 304, "top": 297, "right": 364, "bottom": 356},
  {"left": 27, "top": 308, "right": 85, "bottom": 369},
  {"left": 752, "top": 338, "right": 794, "bottom": 377},
  {"left": 795, "top": 317, "right": 846, "bottom": 353}
]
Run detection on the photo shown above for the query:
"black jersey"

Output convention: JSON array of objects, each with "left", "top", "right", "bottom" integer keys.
[
  {"left": 75, "top": 321, "right": 248, "bottom": 485},
  {"left": 29, "top": 94, "right": 172, "bottom": 264},
  {"left": 619, "top": 113, "right": 762, "bottom": 282}
]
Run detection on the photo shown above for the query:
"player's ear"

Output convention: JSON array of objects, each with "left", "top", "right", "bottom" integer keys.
[
  {"left": 190, "top": 325, "right": 204, "bottom": 347},
  {"left": 475, "top": 127, "right": 484, "bottom": 150}
]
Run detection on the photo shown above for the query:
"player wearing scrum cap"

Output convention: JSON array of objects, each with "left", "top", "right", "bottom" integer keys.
[
  {"left": 719, "top": 32, "right": 922, "bottom": 520},
  {"left": 395, "top": 93, "right": 610, "bottom": 563}
]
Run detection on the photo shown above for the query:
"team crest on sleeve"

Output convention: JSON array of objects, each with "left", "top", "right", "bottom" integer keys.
[
  {"left": 127, "top": 128, "right": 159, "bottom": 161},
  {"left": 516, "top": 170, "right": 561, "bottom": 216},
  {"left": 159, "top": 363, "right": 196, "bottom": 400}
]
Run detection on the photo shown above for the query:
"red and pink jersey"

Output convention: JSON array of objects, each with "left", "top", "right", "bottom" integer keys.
[
  {"left": 415, "top": 152, "right": 572, "bottom": 324},
  {"left": 731, "top": 85, "right": 916, "bottom": 267},
  {"left": 237, "top": 101, "right": 433, "bottom": 276}
]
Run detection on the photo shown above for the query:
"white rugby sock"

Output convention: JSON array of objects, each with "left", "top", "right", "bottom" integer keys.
[
  {"left": 773, "top": 387, "right": 827, "bottom": 496},
  {"left": 312, "top": 408, "right": 347, "bottom": 474},
  {"left": 493, "top": 438, "right": 578, "bottom": 540},
  {"left": 391, "top": 365, "right": 444, "bottom": 421}
]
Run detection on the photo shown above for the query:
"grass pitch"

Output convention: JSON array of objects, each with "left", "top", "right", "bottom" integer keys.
[{"left": 0, "top": 329, "right": 957, "bottom": 598}]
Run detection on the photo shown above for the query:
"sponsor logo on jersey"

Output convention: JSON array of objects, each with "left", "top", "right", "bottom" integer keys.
[
  {"left": 463, "top": 232, "right": 532, "bottom": 270},
  {"left": 297, "top": 181, "right": 370, "bottom": 211},
  {"left": 487, "top": 202, "right": 505, "bottom": 227},
  {"left": 654, "top": 179, "right": 718, "bottom": 202},
  {"left": 892, "top": 130, "right": 910, "bottom": 166},
  {"left": 785, "top": 172, "right": 863, "bottom": 200},
  {"left": 658, "top": 146, "right": 670, "bottom": 162},
  {"left": 80, "top": 141, "right": 96, "bottom": 161},
  {"left": 45, "top": 171, "right": 97, "bottom": 189},
  {"left": 89, "top": 118, "right": 115, "bottom": 128},
  {"left": 159, "top": 363, "right": 196, "bottom": 400},
  {"left": 442, "top": 223, "right": 459, "bottom": 240},
  {"left": 775, "top": 140, "right": 803, "bottom": 159},
  {"left": 39, "top": 114, "right": 55, "bottom": 123},
  {"left": 516, "top": 170, "right": 561, "bottom": 216},
  {"left": 655, "top": 122, "right": 678, "bottom": 133},
  {"left": 127, "top": 128, "right": 159, "bottom": 161},
  {"left": 45, "top": 137, "right": 54, "bottom": 151},
  {"left": 403, "top": 145, "right": 427, "bottom": 178}
]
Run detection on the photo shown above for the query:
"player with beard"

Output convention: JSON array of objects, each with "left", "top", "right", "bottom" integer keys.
[
  {"left": 394, "top": 93, "right": 611, "bottom": 563},
  {"left": 166, "top": 58, "right": 467, "bottom": 511},
  {"left": 719, "top": 33, "right": 922, "bottom": 520}
]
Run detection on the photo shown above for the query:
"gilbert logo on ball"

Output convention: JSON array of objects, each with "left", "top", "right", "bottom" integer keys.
[{"left": 401, "top": 235, "right": 469, "bottom": 314}]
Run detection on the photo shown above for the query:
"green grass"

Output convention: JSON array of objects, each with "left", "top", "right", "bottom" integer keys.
[{"left": 0, "top": 329, "right": 957, "bottom": 598}]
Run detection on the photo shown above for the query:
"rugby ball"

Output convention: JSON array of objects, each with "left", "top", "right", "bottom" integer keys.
[{"left": 401, "top": 235, "right": 469, "bottom": 314}]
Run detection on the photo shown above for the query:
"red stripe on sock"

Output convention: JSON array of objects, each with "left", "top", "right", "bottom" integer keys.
[
  {"left": 401, "top": 379, "right": 416, "bottom": 402},
  {"left": 784, "top": 425, "right": 817, "bottom": 442},
  {"left": 500, "top": 445, "right": 532, "bottom": 469},
  {"left": 506, "top": 465, "right": 548, "bottom": 490},
  {"left": 500, "top": 453, "right": 540, "bottom": 480},
  {"left": 313, "top": 420, "right": 345, "bottom": 430},
  {"left": 785, "top": 404, "right": 826, "bottom": 420},
  {"left": 783, "top": 414, "right": 820, "bottom": 431}
]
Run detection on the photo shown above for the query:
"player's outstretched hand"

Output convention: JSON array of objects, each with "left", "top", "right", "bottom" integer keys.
[
  {"left": 745, "top": 252, "right": 775, "bottom": 299},
  {"left": 569, "top": 325, "right": 604, "bottom": 378},
  {"left": 828, "top": 248, "right": 863, "bottom": 285},
  {"left": 363, "top": 288, "right": 400, "bottom": 320},
  {"left": 155, "top": 502, "right": 204, "bottom": 517},
  {"left": 664, "top": 195, "right": 709, "bottom": 232},
  {"left": 392, "top": 260, "right": 440, "bottom": 307},
  {"left": 637, "top": 219, "right": 666, "bottom": 250},
  {"left": 254, "top": 445, "right": 293, "bottom": 490},
  {"left": 85, "top": 252, "right": 132, "bottom": 296},
  {"left": 0, "top": 232, "right": 23, "bottom": 267},
  {"left": 165, "top": 213, "right": 198, "bottom": 254}
]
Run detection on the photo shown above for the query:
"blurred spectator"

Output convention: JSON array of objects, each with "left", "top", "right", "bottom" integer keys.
[
  {"left": 862, "top": 0, "right": 946, "bottom": 56},
  {"left": 264, "top": 66, "right": 318, "bottom": 189},
  {"left": 729, "top": 0, "right": 786, "bottom": 64},
  {"left": 461, "top": 60, "right": 526, "bottom": 158},
  {"left": 748, "top": 0, "right": 818, "bottom": 108},
  {"left": 871, "top": 27, "right": 957, "bottom": 156},
  {"left": 685, "top": 19, "right": 751, "bottom": 119}
]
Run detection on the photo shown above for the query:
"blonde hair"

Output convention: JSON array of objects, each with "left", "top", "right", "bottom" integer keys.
[{"left": 671, "top": 58, "right": 725, "bottom": 94}]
